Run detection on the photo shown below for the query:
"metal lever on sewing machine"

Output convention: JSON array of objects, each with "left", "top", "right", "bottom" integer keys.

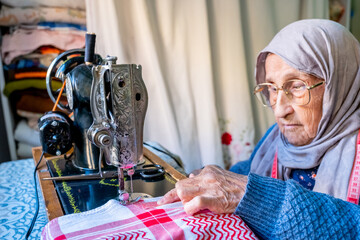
[{"left": 87, "top": 55, "right": 148, "bottom": 204}]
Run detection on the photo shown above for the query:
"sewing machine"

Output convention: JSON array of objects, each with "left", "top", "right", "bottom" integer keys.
[{"left": 37, "top": 33, "right": 183, "bottom": 214}]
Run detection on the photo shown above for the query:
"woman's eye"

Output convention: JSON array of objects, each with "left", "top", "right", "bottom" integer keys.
[
  {"left": 294, "top": 85, "right": 306, "bottom": 91},
  {"left": 287, "top": 81, "right": 305, "bottom": 91},
  {"left": 269, "top": 86, "right": 277, "bottom": 92}
]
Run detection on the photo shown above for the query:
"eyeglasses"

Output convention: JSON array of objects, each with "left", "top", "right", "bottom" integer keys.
[{"left": 254, "top": 79, "right": 325, "bottom": 107}]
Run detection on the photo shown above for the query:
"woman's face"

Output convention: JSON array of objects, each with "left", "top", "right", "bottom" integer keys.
[{"left": 265, "top": 54, "right": 325, "bottom": 146}]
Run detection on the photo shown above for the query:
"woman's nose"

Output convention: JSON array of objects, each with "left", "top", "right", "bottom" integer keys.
[{"left": 272, "top": 90, "right": 294, "bottom": 118}]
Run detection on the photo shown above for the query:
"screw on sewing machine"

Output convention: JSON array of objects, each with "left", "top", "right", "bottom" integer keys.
[
  {"left": 97, "top": 133, "right": 111, "bottom": 146},
  {"left": 105, "top": 55, "right": 117, "bottom": 65}
]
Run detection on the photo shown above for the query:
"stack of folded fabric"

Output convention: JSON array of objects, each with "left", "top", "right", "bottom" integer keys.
[{"left": 0, "top": 0, "right": 86, "bottom": 158}]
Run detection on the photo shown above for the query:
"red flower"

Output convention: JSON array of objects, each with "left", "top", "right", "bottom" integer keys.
[{"left": 221, "top": 132, "right": 232, "bottom": 145}]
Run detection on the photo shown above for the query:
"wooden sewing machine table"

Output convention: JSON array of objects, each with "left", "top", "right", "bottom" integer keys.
[{"left": 32, "top": 146, "right": 187, "bottom": 221}]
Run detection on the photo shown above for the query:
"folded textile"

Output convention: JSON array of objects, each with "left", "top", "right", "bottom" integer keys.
[
  {"left": 14, "top": 71, "right": 47, "bottom": 79},
  {"left": 2, "top": 28, "right": 85, "bottom": 65},
  {"left": 14, "top": 120, "right": 41, "bottom": 147},
  {"left": 6, "top": 68, "right": 48, "bottom": 80},
  {"left": 17, "top": 110, "right": 43, "bottom": 130},
  {"left": 0, "top": 0, "right": 85, "bottom": 9},
  {"left": 15, "top": 92, "right": 68, "bottom": 113},
  {"left": 38, "top": 22, "right": 87, "bottom": 31},
  {"left": 4, "top": 52, "right": 59, "bottom": 70},
  {"left": 4, "top": 58, "right": 46, "bottom": 70},
  {"left": 17, "top": 142, "right": 34, "bottom": 159},
  {"left": 3, "top": 79, "right": 63, "bottom": 97},
  {"left": 37, "top": 46, "right": 63, "bottom": 55},
  {"left": 42, "top": 197, "right": 257, "bottom": 240},
  {"left": 0, "top": 5, "right": 86, "bottom": 26},
  {"left": 5, "top": 46, "right": 62, "bottom": 72},
  {"left": 14, "top": 52, "right": 59, "bottom": 68}
]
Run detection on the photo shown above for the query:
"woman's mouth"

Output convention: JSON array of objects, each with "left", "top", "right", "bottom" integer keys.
[{"left": 283, "top": 124, "right": 302, "bottom": 130}]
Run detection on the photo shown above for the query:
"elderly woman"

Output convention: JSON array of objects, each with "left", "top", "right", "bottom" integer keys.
[{"left": 158, "top": 19, "right": 360, "bottom": 239}]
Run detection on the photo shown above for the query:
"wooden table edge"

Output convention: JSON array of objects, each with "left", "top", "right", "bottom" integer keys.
[
  {"left": 143, "top": 146, "right": 187, "bottom": 181},
  {"left": 32, "top": 146, "right": 65, "bottom": 221}
]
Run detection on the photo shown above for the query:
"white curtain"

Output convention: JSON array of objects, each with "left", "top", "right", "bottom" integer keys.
[{"left": 86, "top": 0, "right": 328, "bottom": 173}]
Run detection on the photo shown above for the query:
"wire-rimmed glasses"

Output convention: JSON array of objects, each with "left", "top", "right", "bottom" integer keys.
[{"left": 254, "top": 79, "right": 325, "bottom": 107}]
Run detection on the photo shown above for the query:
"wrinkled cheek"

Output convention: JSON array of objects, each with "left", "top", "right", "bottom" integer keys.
[
  {"left": 303, "top": 112, "right": 319, "bottom": 139},
  {"left": 305, "top": 125, "right": 317, "bottom": 139}
]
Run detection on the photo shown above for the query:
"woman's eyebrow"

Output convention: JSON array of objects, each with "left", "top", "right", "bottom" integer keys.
[
  {"left": 283, "top": 72, "right": 302, "bottom": 79},
  {"left": 265, "top": 78, "right": 274, "bottom": 83}
]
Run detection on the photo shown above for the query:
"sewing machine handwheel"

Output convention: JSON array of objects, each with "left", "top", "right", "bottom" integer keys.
[
  {"left": 46, "top": 49, "right": 86, "bottom": 111},
  {"left": 38, "top": 111, "right": 74, "bottom": 156}
]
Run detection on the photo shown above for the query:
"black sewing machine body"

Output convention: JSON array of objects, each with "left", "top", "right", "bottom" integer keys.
[
  {"left": 66, "top": 63, "right": 99, "bottom": 170},
  {"left": 38, "top": 34, "right": 178, "bottom": 213}
]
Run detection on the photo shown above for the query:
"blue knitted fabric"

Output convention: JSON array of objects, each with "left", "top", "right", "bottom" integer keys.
[{"left": 235, "top": 173, "right": 360, "bottom": 239}]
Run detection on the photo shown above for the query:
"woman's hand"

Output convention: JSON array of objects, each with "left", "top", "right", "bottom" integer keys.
[
  {"left": 188, "top": 168, "right": 203, "bottom": 178},
  {"left": 157, "top": 165, "right": 248, "bottom": 215}
]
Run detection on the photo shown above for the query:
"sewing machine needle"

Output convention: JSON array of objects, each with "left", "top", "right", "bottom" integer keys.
[
  {"left": 128, "top": 167, "right": 135, "bottom": 195},
  {"left": 118, "top": 168, "right": 129, "bottom": 204},
  {"left": 130, "top": 172, "right": 133, "bottom": 195},
  {"left": 118, "top": 167, "right": 125, "bottom": 192}
]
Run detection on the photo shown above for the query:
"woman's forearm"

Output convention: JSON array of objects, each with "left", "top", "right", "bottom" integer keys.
[{"left": 235, "top": 173, "right": 360, "bottom": 239}]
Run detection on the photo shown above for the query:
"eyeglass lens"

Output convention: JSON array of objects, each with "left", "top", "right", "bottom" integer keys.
[{"left": 254, "top": 80, "right": 310, "bottom": 107}]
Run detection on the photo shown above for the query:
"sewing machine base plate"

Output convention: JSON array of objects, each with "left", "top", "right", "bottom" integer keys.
[{"left": 46, "top": 156, "right": 176, "bottom": 215}]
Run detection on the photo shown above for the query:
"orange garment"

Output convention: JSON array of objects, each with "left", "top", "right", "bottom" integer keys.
[
  {"left": 38, "top": 46, "right": 63, "bottom": 55},
  {"left": 14, "top": 71, "right": 47, "bottom": 79}
]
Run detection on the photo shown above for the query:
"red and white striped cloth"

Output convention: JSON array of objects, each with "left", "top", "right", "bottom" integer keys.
[{"left": 41, "top": 197, "right": 258, "bottom": 240}]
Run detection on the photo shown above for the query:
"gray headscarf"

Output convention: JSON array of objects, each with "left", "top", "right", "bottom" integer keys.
[{"left": 250, "top": 19, "right": 360, "bottom": 200}]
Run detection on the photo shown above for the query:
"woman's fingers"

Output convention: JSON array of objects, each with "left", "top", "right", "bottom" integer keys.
[
  {"left": 158, "top": 165, "right": 248, "bottom": 216},
  {"left": 157, "top": 188, "right": 179, "bottom": 205},
  {"left": 183, "top": 196, "right": 215, "bottom": 215},
  {"left": 157, "top": 173, "right": 203, "bottom": 205},
  {"left": 189, "top": 168, "right": 203, "bottom": 178},
  {"left": 158, "top": 178, "right": 203, "bottom": 205},
  {"left": 175, "top": 181, "right": 202, "bottom": 200}
]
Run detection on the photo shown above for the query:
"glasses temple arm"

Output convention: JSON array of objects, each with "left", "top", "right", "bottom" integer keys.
[{"left": 308, "top": 81, "right": 325, "bottom": 90}]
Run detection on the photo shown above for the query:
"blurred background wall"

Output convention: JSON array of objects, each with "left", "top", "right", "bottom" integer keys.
[
  {"left": 0, "top": 0, "right": 357, "bottom": 172},
  {"left": 86, "top": 0, "right": 332, "bottom": 173}
]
